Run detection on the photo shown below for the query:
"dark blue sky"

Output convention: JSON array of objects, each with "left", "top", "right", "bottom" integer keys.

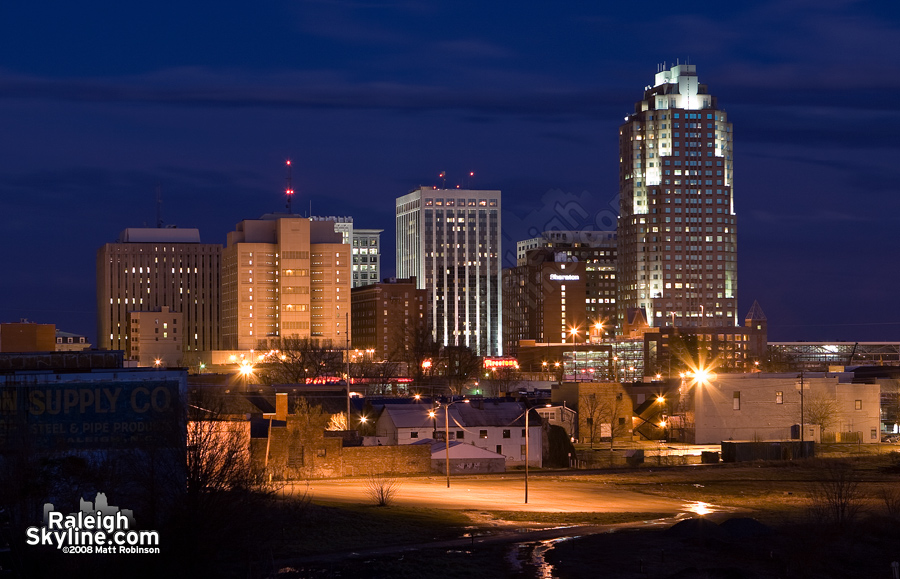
[{"left": 2, "top": 0, "right": 899, "bottom": 343}]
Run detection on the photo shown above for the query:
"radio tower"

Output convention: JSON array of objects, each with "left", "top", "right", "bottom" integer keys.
[{"left": 285, "top": 159, "right": 294, "bottom": 214}]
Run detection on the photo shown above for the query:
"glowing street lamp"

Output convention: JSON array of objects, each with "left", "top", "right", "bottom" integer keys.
[
  {"left": 569, "top": 327, "right": 580, "bottom": 344},
  {"left": 433, "top": 399, "right": 470, "bottom": 488}
]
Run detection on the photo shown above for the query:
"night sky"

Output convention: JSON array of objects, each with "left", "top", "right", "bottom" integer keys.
[{"left": 1, "top": 0, "right": 898, "bottom": 344}]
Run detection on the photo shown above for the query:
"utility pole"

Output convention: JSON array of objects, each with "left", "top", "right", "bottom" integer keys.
[
  {"left": 346, "top": 311, "right": 351, "bottom": 427},
  {"left": 525, "top": 405, "right": 530, "bottom": 504},
  {"left": 799, "top": 370, "right": 805, "bottom": 458}
]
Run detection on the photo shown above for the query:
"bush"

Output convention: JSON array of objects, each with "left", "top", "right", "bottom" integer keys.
[
  {"left": 365, "top": 474, "right": 401, "bottom": 507},
  {"left": 808, "top": 460, "right": 862, "bottom": 529}
]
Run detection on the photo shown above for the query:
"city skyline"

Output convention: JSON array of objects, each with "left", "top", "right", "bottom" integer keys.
[{"left": 1, "top": 1, "right": 899, "bottom": 344}]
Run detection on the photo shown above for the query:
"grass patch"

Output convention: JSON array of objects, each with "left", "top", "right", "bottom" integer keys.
[
  {"left": 279, "top": 544, "right": 514, "bottom": 579},
  {"left": 279, "top": 502, "right": 472, "bottom": 557},
  {"left": 477, "top": 510, "right": 675, "bottom": 525}
]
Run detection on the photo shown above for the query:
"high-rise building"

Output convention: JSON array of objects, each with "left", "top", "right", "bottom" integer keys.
[
  {"left": 350, "top": 276, "right": 427, "bottom": 361},
  {"left": 502, "top": 249, "right": 587, "bottom": 356},
  {"left": 396, "top": 187, "right": 502, "bottom": 356},
  {"left": 617, "top": 64, "right": 736, "bottom": 331},
  {"left": 97, "top": 228, "right": 221, "bottom": 357},
  {"left": 221, "top": 215, "right": 350, "bottom": 351},
  {"left": 309, "top": 216, "right": 383, "bottom": 288},
  {"left": 351, "top": 228, "right": 383, "bottom": 288},
  {"left": 515, "top": 230, "right": 617, "bottom": 334}
]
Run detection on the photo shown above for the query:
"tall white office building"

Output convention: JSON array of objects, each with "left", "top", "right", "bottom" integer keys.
[{"left": 396, "top": 187, "right": 502, "bottom": 356}]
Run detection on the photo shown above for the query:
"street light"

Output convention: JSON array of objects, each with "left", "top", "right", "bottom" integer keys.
[
  {"left": 432, "top": 398, "right": 470, "bottom": 488},
  {"left": 569, "top": 327, "right": 580, "bottom": 344},
  {"left": 422, "top": 359, "right": 433, "bottom": 399}
]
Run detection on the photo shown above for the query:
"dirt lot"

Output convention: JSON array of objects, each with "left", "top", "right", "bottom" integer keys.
[{"left": 279, "top": 450, "right": 900, "bottom": 578}]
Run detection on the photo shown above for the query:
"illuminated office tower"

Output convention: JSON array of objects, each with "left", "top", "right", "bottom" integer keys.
[
  {"left": 221, "top": 215, "right": 350, "bottom": 351},
  {"left": 617, "top": 64, "right": 736, "bottom": 331},
  {"left": 97, "top": 228, "right": 221, "bottom": 358},
  {"left": 396, "top": 188, "right": 502, "bottom": 356}
]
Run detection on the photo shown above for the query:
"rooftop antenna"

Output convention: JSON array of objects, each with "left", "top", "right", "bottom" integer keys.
[
  {"left": 285, "top": 159, "right": 294, "bottom": 215},
  {"left": 467, "top": 171, "right": 474, "bottom": 189},
  {"left": 155, "top": 184, "right": 163, "bottom": 228},
  {"left": 439, "top": 171, "right": 446, "bottom": 189}
]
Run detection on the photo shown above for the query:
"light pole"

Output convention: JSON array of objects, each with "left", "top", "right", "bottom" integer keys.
[
  {"left": 525, "top": 405, "right": 530, "bottom": 504},
  {"left": 429, "top": 398, "right": 470, "bottom": 488},
  {"left": 422, "top": 359, "right": 433, "bottom": 400}
]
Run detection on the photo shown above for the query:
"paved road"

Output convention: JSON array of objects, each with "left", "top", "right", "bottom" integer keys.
[{"left": 292, "top": 473, "right": 696, "bottom": 514}]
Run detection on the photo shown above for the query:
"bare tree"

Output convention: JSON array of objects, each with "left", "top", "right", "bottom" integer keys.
[
  {"left": 351, "top": 357, "right": 401, "bottom": 396},
  {"left": 441, "top": 345, "right": 483, "bottom": 396},
  {"left": 255, "top": 337, "right": 343, "bottom": 385},
  {"left": 598, "top": 391, "right": 631, "bottom": 451},
  {"left": 808, "top": 460, "right": 862, "bottom": 528},
  {"left": 326, "top": 412, "right": 347, "bottom": 431},
  {"left": 186, "top": 391, "right": 257, "bottom": 502},
  {"left": 579, "top": 393, "right": 602, "bottom": 448},
  {"left": 394, "top": 322, "right": 441, "bottom": 391},
  {"left": 484, "top": 366, "right": 521, "bottom": 397},
  {"left": 805, "top": 392, "right": 840, "bottom": 435}
]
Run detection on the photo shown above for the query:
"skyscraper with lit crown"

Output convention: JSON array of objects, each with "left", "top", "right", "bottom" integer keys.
[{"left": 617, "top": 64, "right": 736, "bottom": 331}]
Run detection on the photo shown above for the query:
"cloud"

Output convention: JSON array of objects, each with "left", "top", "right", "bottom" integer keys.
[
  {"left": 432, "top": 39, "right": 513, "bottom": 59},
  {"left": 750, "top": 209, "right": 871, "bottom": 224},
  {"left": 0, "top": 68, "right": 630, "bottom": 119}
]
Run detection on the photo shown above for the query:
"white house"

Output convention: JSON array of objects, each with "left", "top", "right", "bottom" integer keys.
[{"left": 374, "top": 401, "right": 542, "bottom": 467}]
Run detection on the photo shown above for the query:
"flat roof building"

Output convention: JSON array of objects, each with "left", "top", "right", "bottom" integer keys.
[
  {"left": 97, "top": 228, "right": 221, "bottom": 358},
  {"left": 396, "top": 188, "right": 502, "bottom": 356},
  {"left": 221, "top": 215, "right": 351, "bottom": 351}
]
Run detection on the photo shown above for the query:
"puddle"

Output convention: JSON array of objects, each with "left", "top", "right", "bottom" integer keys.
[{"left": 507, "top": 537, "right": 574, "bottom": 578}]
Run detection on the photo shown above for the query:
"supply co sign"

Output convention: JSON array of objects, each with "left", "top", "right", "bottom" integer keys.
[{"left": 0, "top": 379, "right": 182, "bottom": 450}]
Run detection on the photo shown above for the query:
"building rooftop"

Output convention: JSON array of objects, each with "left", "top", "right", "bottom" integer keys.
[{"left": 118, "top": 228, "right": 202, "bottom": 243}]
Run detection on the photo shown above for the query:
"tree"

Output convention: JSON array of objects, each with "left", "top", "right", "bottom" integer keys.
[
  {"left": 351, "top": 357, "right": 401, "bottom": 396},
  {"left": 579, "top": 385, "right": 632, "bottom": 450},
  {"left": 597, "top": 390, "right": 631, "bottom": 451},
  {"left": 440, "top": 345, "right": 483, "bottom": 396},
  {"left": 804, "top": 392, "right": 840, "bottom": 435},
  {"left": 255, "top": 337, "right": 343, "bottom": 385},
  {"left": 394, "top": 322, "right": 441, "bottom": 389},
  {"left": 579, "top": 393, "right": 602, "bottom": 448},
  {"left": 484, "top": 366, "right": 521, "bottom": 397},
  {"left": 762, "top": 345, "right": 796, "bottom": 373},
  {"left": 809, "top": 460, "right": 862, "bottom": 529}
]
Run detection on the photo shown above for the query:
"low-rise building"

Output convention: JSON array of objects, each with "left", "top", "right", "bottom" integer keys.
[
  {"left": 374, "top": 401, "right": 542, "bottom": 467},
  {"left": 55, "top": 330, "right": 91, "bottom": 352},
  {"left": 127, "top": 306, "right": 183, "bottom": 367},
  {"left": 672, "top": 373, "right": 881, "bottom": 445},
  {"left": 0, "top": 320, "right": 55, "bottom": 352}
]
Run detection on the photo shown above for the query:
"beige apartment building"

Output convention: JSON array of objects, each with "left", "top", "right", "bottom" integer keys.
[
  {"left": 97, "top": 228, "right": 221, "bottom": 357},
  {"left": 221, "top": 215, "right": 351, "bottom": 351}
]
